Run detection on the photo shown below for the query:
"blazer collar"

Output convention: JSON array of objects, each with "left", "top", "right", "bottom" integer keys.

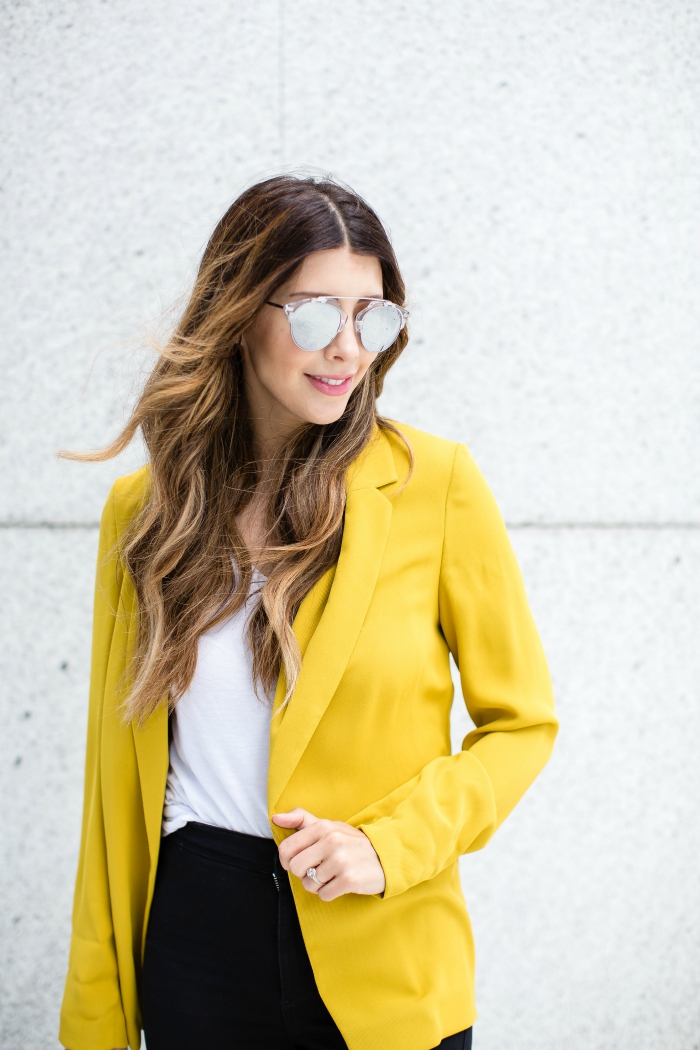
[
  {"left": 268, "top": 425, "right": 398, "bottom": 815},
  {"left": 346, "top": 423, "right": 398, "bottom": 492}
]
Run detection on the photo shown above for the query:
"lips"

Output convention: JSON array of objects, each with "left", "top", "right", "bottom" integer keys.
[{"left": 305, "top": 373, "right": 354, "bottom": 396}]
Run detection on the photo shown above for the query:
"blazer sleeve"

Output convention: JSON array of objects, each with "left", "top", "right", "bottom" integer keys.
[
  {"left": 59, "top": 485, "right": 130, "bottom": 1050},
  {"left": 357, "top": 443, "right": 558, "bottom": 899}
]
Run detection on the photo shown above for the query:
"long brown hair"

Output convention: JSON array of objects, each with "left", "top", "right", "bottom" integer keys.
[{"left": 64, "top": 174, "right": 410, "bottom": 721}]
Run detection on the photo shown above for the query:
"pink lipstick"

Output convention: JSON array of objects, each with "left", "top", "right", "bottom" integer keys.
[{"left": 305, "top": 374, "right": 354, "bottom": 396}]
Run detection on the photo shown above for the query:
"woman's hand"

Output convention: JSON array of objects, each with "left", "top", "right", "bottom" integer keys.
[{"left": 272, "top": 808, "right": 386, "bottom": 900}]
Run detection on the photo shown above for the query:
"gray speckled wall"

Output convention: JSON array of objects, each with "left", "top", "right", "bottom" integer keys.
[{"left": 1, "top": 2, "right": 698, "bottom": 1048}]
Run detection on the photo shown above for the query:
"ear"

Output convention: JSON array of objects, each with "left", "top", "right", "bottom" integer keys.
[
  {"left": 238, "top": 305, "right": 268, "bottom": 360},
  {"left": 237, "top": 331, "right": 251, "bottom": 360}
]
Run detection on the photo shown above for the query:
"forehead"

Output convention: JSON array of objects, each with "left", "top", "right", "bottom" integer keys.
[{"left": 287, "top": 248, "right": 383, "bottom": 297}]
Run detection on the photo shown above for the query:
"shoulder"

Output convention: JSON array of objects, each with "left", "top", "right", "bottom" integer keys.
[
  {"left": 102, "top": 464, "right": 151, "bottom": 536},
  {"left": 383, "top": 420, "right": 463, "bottom": 491},
  {"left": 386, "top": 421, "right": 458, "bottom": 463},
  {"left": 385, "top": 421, "right": 498, "bottom": 512}
]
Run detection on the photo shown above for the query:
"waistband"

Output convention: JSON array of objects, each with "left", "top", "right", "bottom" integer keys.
[{"left": 172, "top": 820, "right": 279, "bottom": 874}]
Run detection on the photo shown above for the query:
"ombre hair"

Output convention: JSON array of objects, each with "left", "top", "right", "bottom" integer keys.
[{"left": 64, "top": 174, "right": 410, "bottom": 721}]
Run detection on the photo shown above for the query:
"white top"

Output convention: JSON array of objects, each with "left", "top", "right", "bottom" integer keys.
[{"left": 162, "top": 572, "right": 274, "bottom": 840}]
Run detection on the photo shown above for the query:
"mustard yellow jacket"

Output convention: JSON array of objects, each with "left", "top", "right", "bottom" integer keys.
[{"left": 59, "top": 423, "right": 557, "bottom": 1050}]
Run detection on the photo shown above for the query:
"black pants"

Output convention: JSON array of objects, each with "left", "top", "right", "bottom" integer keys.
[{"left": 142, "top": 822, "right": 472, "bottom": 1050}]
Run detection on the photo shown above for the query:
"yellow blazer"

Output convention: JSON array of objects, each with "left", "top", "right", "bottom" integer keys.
[{"left": 59, "top": 423, "right": 557, "bottom": 1050}]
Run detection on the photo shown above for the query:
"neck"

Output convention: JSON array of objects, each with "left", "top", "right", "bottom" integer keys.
[{"left": 249, "top": 415, "right": 297, "bottom": 470}]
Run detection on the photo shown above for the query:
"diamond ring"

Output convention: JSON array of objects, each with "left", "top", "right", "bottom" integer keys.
[{"left": 306, "top": 867, "right": 321, "bottom": 885}]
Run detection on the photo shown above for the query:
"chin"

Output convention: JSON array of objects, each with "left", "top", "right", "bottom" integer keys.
[{"left": 303, "top": 401, "right": 350, "bottom": 427}]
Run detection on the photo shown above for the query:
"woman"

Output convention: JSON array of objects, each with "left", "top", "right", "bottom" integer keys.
[{"left": 59, "top": 174, "right": 557, "bottom": 1050}]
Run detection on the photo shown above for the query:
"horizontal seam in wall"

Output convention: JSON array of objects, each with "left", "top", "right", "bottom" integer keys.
[
  {"left": 1, "top": 522, "right": 700, "bottom": 532},
  {"left": 0, "top": 522, "right": 102, "bottom": 529},
  {"left": 506, "top": 522, "right": 700, "bottom": 530}
]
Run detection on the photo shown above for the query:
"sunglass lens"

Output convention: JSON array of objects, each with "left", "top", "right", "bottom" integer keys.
[
  {"left": 360, "top": 304, "right": 402, "bottom": 353},
  {"left": 290, "top": 300, "right": 342, "bottom": 352}
]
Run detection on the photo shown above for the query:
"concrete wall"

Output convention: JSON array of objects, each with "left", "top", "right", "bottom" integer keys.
[{"left": 1, "top": 2, "right": 698, "bottom": 1047}]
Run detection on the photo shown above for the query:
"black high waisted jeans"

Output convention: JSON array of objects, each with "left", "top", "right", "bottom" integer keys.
[{"left": 141, "top": 822, "right": 472, "bottom": 1050}]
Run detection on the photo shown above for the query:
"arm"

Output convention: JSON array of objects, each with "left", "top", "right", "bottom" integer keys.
[
  {"left": 352, "top": 443, "right": 558, "bottom": 898},
  {"left": 59, "top": 486, "right": 130, "bottom": 1050}
]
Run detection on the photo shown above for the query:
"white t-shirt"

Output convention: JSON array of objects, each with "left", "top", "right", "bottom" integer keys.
[{"left": 162, "top": 572, "right": 274, "bottom": 840}]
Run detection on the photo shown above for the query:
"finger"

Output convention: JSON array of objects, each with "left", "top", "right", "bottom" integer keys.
[
  {"left": 300, "top": 858, "right": 338, "bottom": 894},
  {"left": 277, "top": 821, "right": 327, "bottom": 869},
  {"left": 317, "top": 875, "right": 347, "bottom": 902},
  {"left": 287, "top": 843, "right": 328, "bottom": 881},
  {"left": 271, "top": 808, "right": 318, "bottom": 830},
  {"left": 301, "top": 873, "right": 322, "bottom": 895}
]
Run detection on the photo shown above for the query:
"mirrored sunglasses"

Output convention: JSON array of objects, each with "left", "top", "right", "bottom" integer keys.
[{"left": 266, "top": 296, "right": 409, "bottom": 354}]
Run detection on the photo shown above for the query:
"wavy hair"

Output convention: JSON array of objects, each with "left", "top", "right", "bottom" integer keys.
[{"left": 63, "top": 174, "right": 410, "bottom": 721}]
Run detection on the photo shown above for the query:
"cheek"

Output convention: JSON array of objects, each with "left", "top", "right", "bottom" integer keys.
[
  {"left": 252, "top": 324, "right": 301, "bottom": 386},
  {"left": 355, "top": 351, "right": 376, "bottom": 384},
  {"left": 254, "top": 339, "right": 319, "bottom": 413}
]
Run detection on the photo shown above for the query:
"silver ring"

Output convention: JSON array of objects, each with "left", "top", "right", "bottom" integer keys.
[{"left": 306, "top": 867, "right": 321, "bottom": 885}]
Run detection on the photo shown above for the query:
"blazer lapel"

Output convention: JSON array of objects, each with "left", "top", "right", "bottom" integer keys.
[
  {"left": 124, "top": 577, "right": 169, "bottom": 870},
  {"left": 132, "top": 705, "right": 169, "bottom": 869},
  {"left": 268, "top": 428, "right": 398, "bottom": 813}
]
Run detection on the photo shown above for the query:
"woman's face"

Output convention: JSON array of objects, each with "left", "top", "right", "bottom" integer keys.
[{"left": 240, "top": 248, "right": 383, "bottom": 446}]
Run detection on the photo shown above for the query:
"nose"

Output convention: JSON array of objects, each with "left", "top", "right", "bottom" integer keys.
[{"left": 324, "top": 315, "right": 362, "bottom": 363}]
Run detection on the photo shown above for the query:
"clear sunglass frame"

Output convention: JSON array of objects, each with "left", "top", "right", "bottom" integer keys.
[{"left": 271, "top": 296, "right": 409, "bottom": 353}]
